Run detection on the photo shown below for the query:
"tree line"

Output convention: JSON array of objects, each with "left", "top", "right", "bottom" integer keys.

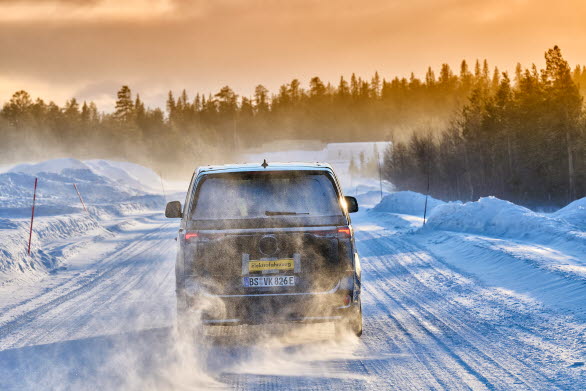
[
  {"left": 0, "top": 58, "right": 534, "bottom": 173},
  {"left": 383, "top": 46, "right": 586, "bottom": 207},
  {"left": 1, "top": 46, "right": 585, "bottom": 206}
]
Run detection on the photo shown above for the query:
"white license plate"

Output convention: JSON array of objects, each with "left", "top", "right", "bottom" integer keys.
[{"left": 243, "top": 275, "right": 295, "bottom": 287}]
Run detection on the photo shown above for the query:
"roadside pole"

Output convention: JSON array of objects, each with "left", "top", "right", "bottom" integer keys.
[
  {"left": 159, "top": 172, "right": 167, "bottom": 203},
  {"left": 377, "top": 146, "right": 383, "bottom": 202},
  {"left": 73, "top": 183, "right": 88, "bottom": 214},
  {"left": 423, "top": 168, "right": 430, "bottom": 226},
  {"left": 27, "top": 177, "right": 38, "bottom": 255}
]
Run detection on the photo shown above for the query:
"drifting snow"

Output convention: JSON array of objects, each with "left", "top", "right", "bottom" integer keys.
[{"left": 371, "top": 190, "right": 446, "bottom": 216}]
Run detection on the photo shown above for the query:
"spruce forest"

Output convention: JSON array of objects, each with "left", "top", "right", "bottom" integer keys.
[{"left": 1, "top": 46, "right": 585, "bottom": 207}]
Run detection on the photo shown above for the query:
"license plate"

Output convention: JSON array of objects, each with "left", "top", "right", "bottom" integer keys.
[
  {"left": 248, "top": 259, "right": 294, "bottom": 272},
  {"left": 243, "top": 275, "right": 296, "bottom": 287}
]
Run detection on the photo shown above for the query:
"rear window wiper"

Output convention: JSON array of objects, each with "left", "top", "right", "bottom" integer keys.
[{"left": 265, "top": 211, "right": 310, "bottom": 216}]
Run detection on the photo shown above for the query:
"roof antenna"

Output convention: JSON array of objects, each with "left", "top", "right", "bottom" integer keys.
[{"left": 261, "top": 159, "right": 268, "bottom": 169}]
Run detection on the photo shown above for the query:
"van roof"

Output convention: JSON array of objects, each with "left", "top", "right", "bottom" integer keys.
[{"left": 196, "top": 162, "right": 334, "bottom": 175}]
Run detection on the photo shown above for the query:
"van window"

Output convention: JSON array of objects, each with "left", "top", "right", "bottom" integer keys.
[{"left": 192, "top": 172, "right": 343, "bottom": 221}]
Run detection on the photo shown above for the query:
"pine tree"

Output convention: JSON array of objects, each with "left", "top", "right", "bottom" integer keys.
[
  {"left": 166, "top": 91, "right": 176, "bottom": 121},
  {"left": 371, "top": 71, "right": 381, "bottom": 98},
  {"left": 289, "top": 79, "right": 301, "bottom": 103},
  {"left": 474, "top": 60, "right": 481, "bottom": 80},
  {"left": 3, "top": 90, "right": 33, "bottom": 126},
  {"left": 514, "top": 63, "right": 523, "bottom": 85},
  {"left": 482, "top": 59, "right": 490, "bottom": 82},
  {"left": 350, "top": 73, "right": 359, "bottom": 98},
  {"left": 215, "top": 86, "right": 238, "bottom": 115},
  {"left": 114, "top": 86, "right": 134, "bottom": 122},
  {"left": 309, "top": 77, "right": 326, "bottom": 97},
  {"left": 240, "top": 97, "right": 254, "bottom": 117},
  {"left": 543, "top": 45, "right": 583, "bottom": 201},
  {"left": 491, "top": 67, "right": 501, "bottom": 91},
  {"left": 135, "top": 94, "right": 146, "bottom": 125},
  {"left": 81, "top": 101, "right": 90, "bottom": 123},
  {"left": 63, "top": 98, "right": 80, "bottom": 135},
  {"left": 193, "top": 93, "right": 201, "bottom": 112},
  {"left": 88, "top": 102, "right": 99, "bottom": 122},
  {"left": 460, "top": 60, "right": 472, "bottom": 91},
  {"left": 425, "top": 67, "right": 436, "bottom": 86},
  {"left": 338, "top": 76, "right": 350, "bottom": 98},
  {"left": 254, "top": 85, "right": 269, "bottom": 113},
  {"left": 439, "top": 64, "right": 455, "bottom": 91}
]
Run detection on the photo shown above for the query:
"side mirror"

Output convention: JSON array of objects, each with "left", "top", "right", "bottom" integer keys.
[
  {"left": 344, "top": 196, "right": 359, "bottom": 213},
  {"left": 165, "top": 201, "right": 183, "bottom": 218}
]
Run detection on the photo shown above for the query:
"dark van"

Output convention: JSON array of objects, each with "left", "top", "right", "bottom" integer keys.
[{"left": 165, "top": 162, "right": 362, "bottom": 337}]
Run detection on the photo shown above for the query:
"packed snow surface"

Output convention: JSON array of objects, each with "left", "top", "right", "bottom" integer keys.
[{"left": 0, "top": 155, "right": 585, "bottom": 390}]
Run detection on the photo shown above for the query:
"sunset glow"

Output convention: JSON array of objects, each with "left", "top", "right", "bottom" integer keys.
[{"left": 1, "top": 0, "right": 585, "bottom": 109}]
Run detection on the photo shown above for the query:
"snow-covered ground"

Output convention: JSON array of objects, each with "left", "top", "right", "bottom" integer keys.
[
  {"left": 0, "top": 158, "right": 184, "bottom": 287},
  {"left": 0, "top": 156, "right": 585, "bottom": 390}
]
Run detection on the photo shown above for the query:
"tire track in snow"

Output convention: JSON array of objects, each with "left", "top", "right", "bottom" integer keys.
[
  {"left": 0, "top": 219, "right": 175, "bottom": 349},
  {"left": 2, "top": 213, "right": 582, "bottom": 390},
  {"left": 357, "top": 229, "right": 559, "bottom": 390}
]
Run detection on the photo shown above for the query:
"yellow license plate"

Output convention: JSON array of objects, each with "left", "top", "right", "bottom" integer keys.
[{"left": 249, "top": 259, "right": 294, "bottom": 272}]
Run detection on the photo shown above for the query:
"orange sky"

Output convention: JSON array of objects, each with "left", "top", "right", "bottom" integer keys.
[{"left": 1, "top": 0, "right": 585, "bottom": 110}]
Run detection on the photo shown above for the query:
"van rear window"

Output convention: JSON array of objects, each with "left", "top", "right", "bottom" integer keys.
[{"left": 191, "top": 172, "right": 343, "bottom": 222}]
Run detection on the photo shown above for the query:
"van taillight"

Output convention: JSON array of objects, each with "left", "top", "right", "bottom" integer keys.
[
  {"left": 343, "top": 295, "right": 351, "bottom": 306},
  {"left": 337, "top": 227, "right": 351, "bottom": 238},
  {"left": 185, "top": 232, "right": 198, "bottom": 240}
]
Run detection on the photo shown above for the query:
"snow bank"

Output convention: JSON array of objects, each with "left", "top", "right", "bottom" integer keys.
[
  {"left": 424, "top": 196, "right": 585, "bottom": 245},
  {"left": 0, "top": 158, "right": 167, "bottom": 282},
  {"left": 553, "top": 197, "right": 586, "bottom": 229},
  {"left": 84, "top": 160, "right": 162, "bottom": 192},
  {"left": 355, "top": 191, "right": 387, "bottom": 209},
  {"left": 369, "top": 190, "right": 585, "bottom": 249},
  {"left": 9, "top": 158, "right": 89, "bottom": 175},
  {"left": 0, "top": 214, "right": 110, "bottom": 283},
  {"left": 371, "top": 191, "right": 446, "bottom": 216},
  {"left": 2, "top": 158, "right": 164, "bottom": 211}
]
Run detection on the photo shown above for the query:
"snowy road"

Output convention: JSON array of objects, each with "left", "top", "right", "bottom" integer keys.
[{"left": 0, "top": 211, "right": 584, "bottom": 390}]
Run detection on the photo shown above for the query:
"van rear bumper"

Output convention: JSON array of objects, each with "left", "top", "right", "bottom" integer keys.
[{"left": 189, "top": 289, "right": 358, "bottom": 325}]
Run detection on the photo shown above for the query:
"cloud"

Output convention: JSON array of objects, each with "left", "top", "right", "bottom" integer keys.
[
  {"left": 0, "top": 0, "right": 98, "bottom": 3},
  {"left": 0, "top": 0, "right": 584, "bottom": 110},
  {"left": 0, "top": 0, "right": 181, "bottom": 22}
]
